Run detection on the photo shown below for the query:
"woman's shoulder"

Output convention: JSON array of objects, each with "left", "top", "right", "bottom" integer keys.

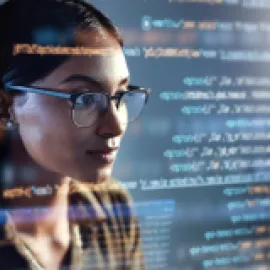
[
  {"left": 69, "top": 177, "right": 135, "bottom": 221},
  {"left": 69, "top": 177, "right": 137, "bottom": 226}
]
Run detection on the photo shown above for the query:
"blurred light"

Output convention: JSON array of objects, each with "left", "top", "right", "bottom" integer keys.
[
  {"left": 142, "top": 16, "right": 152, "bottom": 31},
  {"left": 2, "top": 163, "right": 15, "bottom": 187},
  {"left": 143, "top": 117, "right": 171, "bottom": 136}
]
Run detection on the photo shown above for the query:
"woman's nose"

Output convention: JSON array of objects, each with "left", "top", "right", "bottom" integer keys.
[{"left": 95, "top": 102, "right": 127, "bottom": 138}]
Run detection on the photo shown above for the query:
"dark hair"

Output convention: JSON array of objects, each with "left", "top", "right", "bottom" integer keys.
[{"left": 0, "top": 0, "right": 124, "bottom": 88}]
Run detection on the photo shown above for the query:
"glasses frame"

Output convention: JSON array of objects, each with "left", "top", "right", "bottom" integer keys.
[{"left": 4, "top": 83, "right": 151, "bottom": 128}]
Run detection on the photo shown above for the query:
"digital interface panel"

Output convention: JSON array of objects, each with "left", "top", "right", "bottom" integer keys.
[
  {"left": 1, "top": 0, "right": 270, "bottom": 269},
  {"left": 90, "top": 1, "right": 270, "bottom": 269}
]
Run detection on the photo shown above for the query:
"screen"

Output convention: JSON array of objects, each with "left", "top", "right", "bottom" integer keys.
[
  {"left": 89, "top": 1, "right": 270, "bottom": 269},
  {"left": 1, "top": 0, "right": 270, "bottom": 269}
]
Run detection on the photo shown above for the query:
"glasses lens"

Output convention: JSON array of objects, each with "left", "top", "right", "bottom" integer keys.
[
  {"left": 72, "top": 93, "right": 107, "bottom": 127},
  {"left": 72, "top": 90, "right": 147, "bottom": 127},
  {"left": 121, "top": 91, "right": 147, "bottom": 123}
]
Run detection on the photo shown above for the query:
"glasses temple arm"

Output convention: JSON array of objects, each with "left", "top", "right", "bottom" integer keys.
[{"left": 4, "top": 84, "right": 71, "bottom": 99}]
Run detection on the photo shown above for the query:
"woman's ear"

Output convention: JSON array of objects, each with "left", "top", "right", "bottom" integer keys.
[
  {"left": 0, "top": 91, "right": 17, "bottom": 130},
  {"left": 8, "top": 106, "right": 18, "bottom": 124}
]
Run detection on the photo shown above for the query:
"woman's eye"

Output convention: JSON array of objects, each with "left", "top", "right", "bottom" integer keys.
[{"left": 75, "top": 94, "right": 97, "bottom": 108}]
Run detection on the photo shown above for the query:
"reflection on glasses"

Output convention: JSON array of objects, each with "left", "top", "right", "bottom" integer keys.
[{"left": 5, "top": 83, "right": 151, "bottom": 128}]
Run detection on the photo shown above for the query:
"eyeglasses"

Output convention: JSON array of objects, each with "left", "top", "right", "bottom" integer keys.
[{"left": 5, "top": 83, "right": 151, "bottom": 128}]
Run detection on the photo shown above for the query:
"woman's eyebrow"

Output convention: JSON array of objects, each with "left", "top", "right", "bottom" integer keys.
[{"left": 61, "top": 74, "right": 101, "bottom": 88}]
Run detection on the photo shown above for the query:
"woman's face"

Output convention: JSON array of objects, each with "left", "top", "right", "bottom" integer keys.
[{"left": 12, "top": 34, "right": 130, "bottom": 183}]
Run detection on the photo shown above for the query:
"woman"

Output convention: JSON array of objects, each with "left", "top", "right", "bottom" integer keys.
[{"left": 0, "top": 0, "right": 150, "bottom": 269}]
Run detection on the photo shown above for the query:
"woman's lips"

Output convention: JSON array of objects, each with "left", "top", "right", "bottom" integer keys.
[{"left": 86, "top": 148, "right": 118, "bottom": 163}]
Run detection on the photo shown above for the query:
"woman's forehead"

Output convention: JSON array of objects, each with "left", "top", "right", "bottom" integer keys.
[{"left": 32, "top": 51, "right": 129, "bottom": 90}]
